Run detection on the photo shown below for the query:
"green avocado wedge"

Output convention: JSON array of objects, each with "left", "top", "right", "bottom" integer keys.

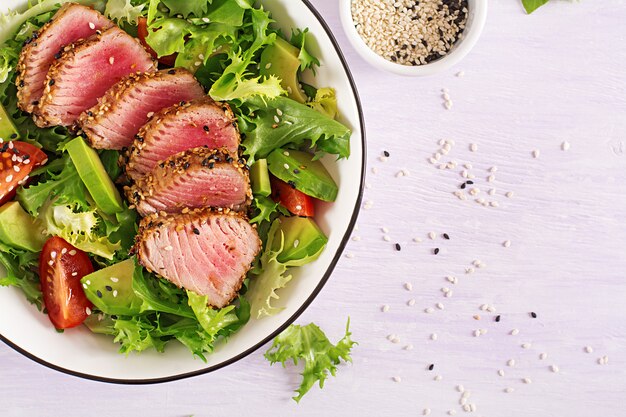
[
  {"left": 0, "top": 201, "right": 46, "bottom": 252},
  {"left": 259, "top": 36, "right": 308, "bottom": 104},
  {"left": 81, "top": 259, "right": 143, "bottom": 316},
  {"left": 0, "top": 103, "right": 19, "bottom": 141},
  {"left": 267, "top": 148, "right": 338, "bottom": 202},
  {"left": 250, "top": 159, "right": 272, "bottom": 197},
  {"left": 65, "top": 137, "right": 123, "bottom": 215},
  {"left": 276, "top": 216, "right": 327, "bottom": 264}
]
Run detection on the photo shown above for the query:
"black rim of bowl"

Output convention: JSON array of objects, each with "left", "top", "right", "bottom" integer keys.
[{"left": 0, "top": 0, "right": 367, "bottom": 385}]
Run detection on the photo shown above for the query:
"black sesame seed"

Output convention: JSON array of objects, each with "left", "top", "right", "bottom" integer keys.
[
  {"left": 96, "top": 290, "right": 103, "bottom": 298},
  {"left": 466, "top": 180, "right": 474, "bottom": 185},
  {"left": 395, "top": 243, "right": 401, "bottom": 251},
  {"left": 48, "top": 79, "right": 55, "bottom": 86},
  {"left": 105, "top": 285, "right": 113, "bottom": 291},
  {"left": 87, "top": 111, "right": 93, "bottom": 117},
  {"left": 460, "top": 183, "right": 466, "bottom": 189},
  {"left": 287, "top": 180, "right": 297, "bottom": 189},
  {"left": 169, "top": 160, "right": 175, "bottom": 167},
  {"left": 443, "top": 233, "right": 450, "bottom": 240},
  {"left": 530, "top": 312, "right": 537, "bottom": 318},
  {"left": 428, "top": 364, "right": 434, "bottom": 371},
  {"left": 10, "top": 133, "right": 17, "bottom": 139},
  {"left": 208, "top": 162, "right": 215, "bottom": 169},
  {"left": 193, "top": 227, "right": 200, "bottom": 235},
  {"left": 383, "top": 150, "right": 390, "bottom": 157},
  {"left": 168, "top": 69, "right": 176, "bottom": 74},
  {"left": 203, "top": 125, "right": 209, "bottom": 132},
  {"left": 179, "top": 101, "right": 186, "bottom": 106},
  {"left": 159, "top": 162, "right": 165, "bottom": 168},
  {"left": 293, "top": 168, "right": 300, "bottom": 174},
  {"left": 32, "top": 100, "right": 39, "bottom": 106},
  {"left": 111, "top": 315, "right": 118, "bottom": 320},
  {"left": 495, "top": 315, "right": 501, "bottom": 322},
  {"left": 54, "top": 52, "right": 61, "bottom": 59},
  {"left": 433, "top": 248, "right": 440, "bottom": 255},
  {"left": 183, "top": 162, "right": 190, "bottom": 169}
]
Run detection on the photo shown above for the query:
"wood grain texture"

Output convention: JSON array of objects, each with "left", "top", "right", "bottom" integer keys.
[{"left": 1, "top": 0, "right": 625, "bottom": 416}]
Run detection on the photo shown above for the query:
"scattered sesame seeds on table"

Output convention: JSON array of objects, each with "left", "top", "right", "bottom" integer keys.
[{"left": 2, "top": 1, "right": 626, "bottom": 416}]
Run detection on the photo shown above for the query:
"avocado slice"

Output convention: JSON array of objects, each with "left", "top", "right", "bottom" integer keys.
[
  {"left": 250, "top": 159, "right": 271, "bottom": 197},
  {"left": 65, "top": 137, "right": 123, "bottom": 215},
  {"left": 0, "top": 202, "right": 47, "bottom": 252},
  {"left": 260, "top": 36, "right": 308, "bottom": 103},
  {"left": 81, "top": 259, "right": 143, "bottom": 316},
  {"left": 267, "top": 149, "right": 338, "bottom": 202},
  {"left": 276, "top": 216, "right": 327, "bottom": 263},
  {"left": 0, "top": 103, "right": 19, "bottom": 141}
]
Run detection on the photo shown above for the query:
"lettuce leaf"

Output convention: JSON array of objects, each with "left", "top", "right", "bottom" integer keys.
[
  {"left": 265, "top": 318, "right": 356, "bottom": 402},
  {"left": 240, "top": 96, "right": 351, "bottom": 164},
  {"left": 306, "top": 87, "right": 338, "bottom": 119},
  {"left": 104, "top": 0, "right": 144, "bottom": 25},
  {"left": 248, "top": 218, "right": 324, "bottom": 318},
  {"left": 0, "top": 249, "right": 42, "bottom": 309},
  {"left": 290, "top": 28, "right": 320, "bottom": 74}
]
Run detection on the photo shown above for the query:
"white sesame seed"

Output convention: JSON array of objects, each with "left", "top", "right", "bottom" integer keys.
[
  {"left": 522, "top": 343, "right": 532, "bottom": 349},
  {"left": 407, "top": 299, "right": 416, "bottom": 306},
  {"left": 48, "top": 260, "right": 54, "bottom": 266},
  {"left": 425, "top": 307, "right": 434, "bottom": 314},
  {"left": 423, "top": 409, "right": 431, "bottom": 416},
  {"left": 265, "top": 63, "right": 272, "bottom": 69},
  {"left": 430, "top": 333, "right": 438, "bottom": 341},
  {"left": 428, "top": 232, "right": 436, "bottom": 240},
  {"left": 479, "top": 304, "right": 488, "bottom": 311},
  {"left": 462, "top": 405, "right": 470, "bottom": 412},
  {"left": 198, "top": 53, "right": 205, "bottom": 60},
  {"left": 404, "top": 344, "right": 414, "bottom": 351},
  {"left": 86, "top": 307, "right": 92, "bottom": 315},
  {"left": 506, "top": 191, "right": 514, "bottom": 198},
  {"left": 444, "top": 101, "right": 453, "bottom": 110},
  {"left": 473, "top": 329, "right": 481, "bottom": 337},
  {"left": 444, "top": 291, "right": 452, "bottom": 298},
  {"left": 540, "top": 353, "right": 548, "bottom": 360},
  {"left": 110, "top": 277, "right": 119, "bottom": 283},
  {"left": 413, "top": 237, "right": 422, "bottom": 243},
  {"left": 88, "top": 22, "right": 95, "bottom": 29},
  {"left": 487, "top": 174, "right": 495, "bottom": 182},
  {"left": 511, "top": 328, "right": 519, "bottom": 336},
  {"left": 464, "top": 163, "right": 472, "bottom": 169},
  {"left": 164, "top": 245, "right": 173, "bottom": 251},
  {"left": 532, "top": 149, "right": 540, "bottom": 158},
  {"left": 561, "top": 141, "right": 570, "bottom": 151},
  {"left": 146, "top": 112, "right": 154, "bottom": 118},
  {"left": 470, "top": 143, "right": 478, "bottom": 152},
  {"left": 202, "top": 17, "right": 210, "bottom": 23},
  {"left": 383, "top": 235, "right": 391, "bottom": 242},
  {"left": 457, "top": 385, "right": 465, "bottom": 393},
  {"left": 489, "top": 166, "right": 498, "bottom": 173},
  {"left": 395, "top": 171, "right": 405, "bottom": 178},
  {"left": 523, "top": 377, "right": 532, "bottom": 384},
  {"left": 392, "top": 376, "right": 401, "bottom": 383},
  {"left": 371, "top": 167, "right": 378, "bottom": 174},
  {"left": 351, "top": 236, "right": 361, "bottom": 242},
  {"left": 498, "top": 369, "right": 505, "bottom": 376},
  {"left": 488, "top": 188, "right": 496, "bottom": 195},
  {"left": 283, "top": 163, "right": 289, "bottom": 169},
  {"left": 428, "top": 157, "right": 437, "bottom": 164},
  {"left": 404, "top": 282, "right": 413, "bottom": 291},
  {"left": 379, "top": 156, "right": 388, "bottom": 163},
  {"left": 465, "top": 267, "right": 475, "bottom": 274},
  {"left": 345, "top": 252, "right": 354, "bottom": 259},
  {"left": 507, "top": 359, "right": 516, "bottom": 367},
  {"left": 462, "top": 390, "right": 470, "bottom": 399},
  {"left": 447, "top": 410, "right": 456, "bottom": 416},
  {"left": 434, "top": 375, "right": 443, "bottom": 381},
  {"left": 381, "top": 305, "right": 390, "bottom": 312},
  {"left": 550, "top": 364, "right": 559, "bottom": 373},
  {"left": 486, "top": 306, "right": 496, "bottom": 313},
  {"left": 82, "top": 283, "right": 88, "bottom": 289},
  {"left": 109, "top": 56, "right": 115, "bottom": 65},
  {"left": 5, "top": 175, "right": 13, "bottom": 182},
  {"left": 71, "top": 272, "right": 78, "bottom": 277},
  {"left": 13, "top": 165, "right": 20, "bottom": 172},
  {"left": 504, "top": 387, "right": 514, "bottom": 393},
  {"left": 446, "top": 276, "right": 457, "bottom": 284},
  {"left": 276, "top": 108, "right": 283, "bottom": 116},
  {"left": 584, "top": 346, "right": 593, "bottom": 353},
  {"left": 283, "top": 150, "right": 289, "bottom": 156},
  {"left": 274, "top": 115, "right": 281, "bottom": 123},
  {"left": 293, "top": 239, "right": 300, "bottom": 248},
  {"left": 503, "top": 240, "right": 511, "bottom": 248},
  {"left": 436, "top": 303, "right": 444, "bottom": 310},
  {"left": 113, "top": 290, "right": 118, "bottom": 298},
  {"left": 61, "top": 248, "right": 67, "bottom": 255},
  {"left": 50, "top": 251, "right": 57, "bottom": 259}
]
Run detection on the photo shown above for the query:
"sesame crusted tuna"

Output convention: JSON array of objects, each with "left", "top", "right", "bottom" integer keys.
[
  {"left": 16, "top": 3, "right": 114, "bottom": 114},
  {"left": 126, "top": 147, "right": 251, "bottom": 217},
  {"left": 124, "top": 97, "right": 240, "bottom": 182},
  {"left": 34, "top": 26, "right": 156, "bottom": 128},
  {"left": 133, "top": 208, "right": 261, "bottom": 308},
  {"left": 77, "top": 68, "right": 205, "bottom": 150}
]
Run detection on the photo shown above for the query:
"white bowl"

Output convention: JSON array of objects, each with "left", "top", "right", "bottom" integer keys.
[
  {"left": 339, "top": 0, "right": 488, "bottom": 76},
  {"left": 0, "top": 0, "right": 365, "bottom": 383}
]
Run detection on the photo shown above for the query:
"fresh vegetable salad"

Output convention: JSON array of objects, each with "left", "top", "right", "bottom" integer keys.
[{"left": 0, "top": 0, "right": 351, "bottom": 359}]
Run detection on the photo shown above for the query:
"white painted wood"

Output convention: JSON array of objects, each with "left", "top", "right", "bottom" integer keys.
[{"left": 1, "top": 0, "right": 625, "bottom": 415}]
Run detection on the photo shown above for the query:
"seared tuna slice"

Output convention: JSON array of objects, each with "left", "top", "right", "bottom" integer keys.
[
  {"left": 34, "top": 26, "right": 156, "bottom": 127},
  {"left": 127, "top": 148, "right": 251, "bottom": 217},
  {"left": 134, "top": 208, "right": 261, "bottom": 308},
  {"left": 16, "top": 3, "right": 114, "bottom": 114},
  {"left": 78, "top": 68, "right": 205, "bottom": 150},
  {"left": 124, "top": 97, "right": 240, "bottom": 181}
]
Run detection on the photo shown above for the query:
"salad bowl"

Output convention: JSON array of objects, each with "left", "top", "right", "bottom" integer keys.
[{"left": 0, "top": 0, "right": 365, "bottom": 383}]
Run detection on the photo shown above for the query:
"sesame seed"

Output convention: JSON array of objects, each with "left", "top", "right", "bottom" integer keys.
[
  {"left": 585, "top": 346, "right": 593, "bottom": 353},
  {"left": 109, "top": 56, "right": 115, "bottom": 65},
  {"left": 425, "top": 307, "right": 434, "bottom": 314},
  {"left": 561, "top": 141, "right": 570, "bottom": 151},
  {"left": 522, "top": 343, "right": 532, "bottom": 349},
  {"left": 507, "top": 359, "right": 515, "bottom": 367},
  {"left": 352, "top": 236, "right": 361, "bottom": 242},
  {"left": 436, "top": 303, "right": 444, "bottom": 310},
  {"left": 550, "top": 365, "right": 559, "bottom": 373},
  {"left": 345, "top": 252, "right": 354, "bottom": 259},
  {"left": 430, "top": 333, "right": 438, "bottom": 341},
  {"left": 407, "top": 299, "right": 416, "bottom": 306},
  {"left": 194, "top": 61, "right": 201, "bottom": 66},
  {"left": 111, "top": 277, "right": 119, "bottom": 283},
  {"left": 88, "top": 22, "right": 95, "bottom": 29},
  {"left": 470, "top": 143, "right": 478, "bottom": 152},
  {"left": 61, "top": 248, "right": 67, "bottom": 255},
  {"left": 428, "top": 364, "right": 435, "bottom": 370},
  {"left": 295, "top": 205, "right": 302, "bottom": 211},
  {"left": 381, "top": 305, "right": 390, "bottom": 312},
  {"left": 473, "top": 329, "right": 481, "bottom": 337},
  {"left": 504, "top": 387, "right": 514, "bottom": 394},
  {"left": 423, "top": 409, "right": 431, "bottom": 416},
  {"left": 293, "top": 239, "right": 300, "bottom": 248},
  {"left": 413, "top": 237, "right": 422, "bottom": 243},
  {"left": 495, "top": 315, "right": 501, "bottom": 322},
  {"left": 395, "top": 243, "right": 401, "bottom": 251},
  {"left": 164, "top": 245, "right": 173, "bottom": 251},
  {"left": 404, "top": 282, "right": 413, "bottom": 291},
  {"left": 202, "top": 17, "right": 210, "bottom": 23},
  {"left": 428, "top": 232, "right": 436, "bottom": 240},
  {"left": 433, "top": 248, "right": 440, "bottom": 255},
  {"left": 511, "top": 328, "right": 519, "bottom": 336},
  {"left": 50, "top": 251, "right": 57, "bottom": 259},
  {"left": 5, "top": 175, "right": 13, "bottom": 182},
  {"left": 498, "top": 369, "right": 505, "bottom": 376},
  {"left": 447, "top": 410, "right": 456, "bottom": 416},
  {"left": 96, "top": 290, "right": 102, "bottom": 298},
  {"left": 540, "top": 353, "right": 548, "bottom": 360},
  {"left": 82, "top": 283, "right": 88, "bottom": 289},
  {"left": 434, "top": 375, "right": 442, "bottom": 381},
  {"left": 532, "top": 149, "right": 540, "bottom": 158},
  {"left": 503, "top": 240, "right": 511, "bottom": 247},
  {"left": 381, "top": 227, "right": 389, "bottom": 233},
  {"left": 523, "top": 377, "right": 532, "bottom": 384},
  {"left": 71, "top": 272, "right": 78, "bottom": 277},
  {"left": 47, "top": 260, "right": 54, "bottom": 266},
  {"left": 69, "top": 250, "right": 77, "bottom": 256},
  {"left": 404, "top": 344, "right": 414, "bottom": 351},
  {"left": 371, "top": 167, "right": 378, "bottom": 174},
  {"left": 283, "top": 163, "right": 289, "bottom": 169},
  {"left": 392, "top": 376, "right": 401, "bottom": 383},
  {"left": 146, "top": 112, "right": 154, "bottom": 118},
  {"left": 86, "top": 307, "right": 92, "bottom": 315},
  {"left": 383, "top": 235, "right": 391, "bottom": 242},
  {"left": 506, "top": 191, "right": 514, "bottom": 198},
  {"left": 13, "top": 165, "right": 20, "bottom": 172},
  {"left": 442, "top": 233, "right": 450, "bottom": 240}
]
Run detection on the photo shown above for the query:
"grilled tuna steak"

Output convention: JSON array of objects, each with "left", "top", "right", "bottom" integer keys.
[
  {"left": 16, "top": 3, "right": 114, "bottom": 114},
  {"left": 127, "top": 148, "right": 251, "bottom": 217},
  {"left": 34, "top": 26, "right": 156, "bottom": 127},
  {"left": 134, "top": 208, "right": 261, "bottom": 308},
  {"left": 78, "top": 68, "right": 205, "bottom": 150},
  {"left": 124, "top": 97, "right": 240, "bottom": 181}
]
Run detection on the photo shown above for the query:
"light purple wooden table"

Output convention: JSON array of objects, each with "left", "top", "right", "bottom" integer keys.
[{"left": 2, "top": 1, "right": 625, "bottom": 416}]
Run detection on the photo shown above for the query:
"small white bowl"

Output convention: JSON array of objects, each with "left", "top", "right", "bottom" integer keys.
[{"left": 340, "top": 0, "right": 488, "bottom": 76}]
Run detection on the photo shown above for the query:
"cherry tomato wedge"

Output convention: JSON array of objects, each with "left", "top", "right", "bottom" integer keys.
[
  {"left": 271, "top": 176, "right": 315, "bottom": 217},
  {"left": 137, "top": 17, "right": 177, "bottom": 67},
  {"left": 0, "top": 141, "right": 47, "bottom": 206},
  {"left": 39, "top": 237, "right": 94, "bottom": 330}
]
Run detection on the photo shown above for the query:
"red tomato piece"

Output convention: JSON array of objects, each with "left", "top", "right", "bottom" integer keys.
[
  {"left": 0, "top": 141, "right": 47, "bottom": 205},
  {"left": 137, "top": 17, "right": 177, "bottom": 67},
  {"left": 271, "top": 176, "right": 316, "bottom": 217},
  {"left": 39, "top": 237, "right": 94, "bottom": 330}
]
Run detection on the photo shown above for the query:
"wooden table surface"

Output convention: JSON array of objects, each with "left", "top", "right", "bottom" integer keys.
[{"left": 2, "top": 1, "right": 625, "bottom": 416}]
